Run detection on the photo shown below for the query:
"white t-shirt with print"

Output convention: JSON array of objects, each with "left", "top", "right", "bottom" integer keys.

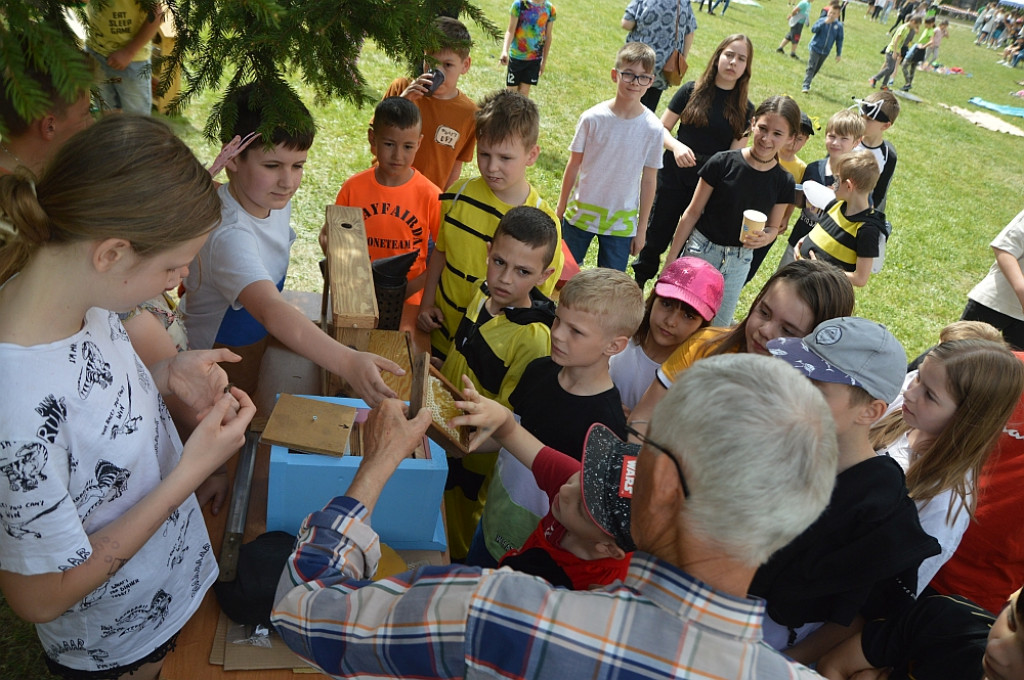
[
  {"left": 0, "top": 307, "right": 216, "bottom": 671},
  {"left": 181, "top": 182, "right": 295, "bottom": 349}
]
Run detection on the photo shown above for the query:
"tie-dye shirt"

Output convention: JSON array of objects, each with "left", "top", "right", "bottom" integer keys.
[{"left": 509, "top": 0, "right": 556, "bottom": 61}]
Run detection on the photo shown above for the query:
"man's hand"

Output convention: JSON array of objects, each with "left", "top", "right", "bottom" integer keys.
[{"left": 346, "top": 401, "right": 432, "bottom": 512}]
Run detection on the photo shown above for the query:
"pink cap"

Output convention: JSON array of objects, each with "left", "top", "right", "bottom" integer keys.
[{"left": 653, "top": 257, "right": 725, "bottom": 322}]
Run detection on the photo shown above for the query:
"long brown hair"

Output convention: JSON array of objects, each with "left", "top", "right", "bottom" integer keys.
[
  {"left": 0, "top": 115, "right": 220, "bottom": 285},
  {"left": 679, "top": 34, "right": 753, "bottom": 140},
  {"left": 705, "top": 260, "right": 855, "bottom": 356},
  {"left": 870, "top": 340, "right": 1024, "bottom": 520}
]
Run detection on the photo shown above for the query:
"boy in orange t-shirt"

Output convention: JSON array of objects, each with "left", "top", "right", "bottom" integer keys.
[{"left": 321, "top": 97, "right": 442, "bottom": 303}]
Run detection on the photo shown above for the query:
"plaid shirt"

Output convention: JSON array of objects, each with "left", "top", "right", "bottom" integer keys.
[{"left": 272, "top": 496, "right": 822, "bottom": 679}]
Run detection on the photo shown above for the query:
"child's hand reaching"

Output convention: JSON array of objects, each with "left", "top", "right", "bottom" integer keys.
[
  {"left": 417, "top": 305, "right": 445, "bottom": 332},
  {"left": 339, "top": 350, "right": 402, "bottom": 408},
  {"left": 450, "top": 376, "right": 515, "bottom": 451}
]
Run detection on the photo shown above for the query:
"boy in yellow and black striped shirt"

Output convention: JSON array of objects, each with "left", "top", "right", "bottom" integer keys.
[{"left": 799, "top": 150, "right": 885, "bottom": 288}]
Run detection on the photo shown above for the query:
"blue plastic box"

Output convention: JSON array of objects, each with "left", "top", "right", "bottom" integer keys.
[{"left": 266, "top": 396, "right": 448, "bottom": 551}]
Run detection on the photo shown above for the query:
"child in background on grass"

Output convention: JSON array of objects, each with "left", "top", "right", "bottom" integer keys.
[
  {"left": 802, "top": 0, "right": 845, "bottom": 93},
  {"left": 383, "top": 17, "right": 477, "bottom": 190},
  {"left": 798, "top": 149, "right": 885, "bottom": 287},
  {"left": 874, "top": 16, "right": 921, "bottom": 90},
  {"left": 180, "top": 84, "right": 401, "bottom": 406},
  {"left": 901, "top": 16, "right": 936, "bottom": 91},
  {"left": 465, "top": 269, "right": 643, "bottom": 568},
  {"left": 854, "top": 91, "right": 899, "bottom": 213},
  {"left": 779, "top": 108, "right": 864, "bottom": 268},
  {"left": 923, "top": 18, "right": 949, "bottom": 67},
  {"left": 666, "top": 95, "right": 798, "bottom": 327},
  {"left": 419, "top": 90, "right": 564, "bottom": 363},
  {"left": 439, "top": 207, "right": 558, "bottom": 559},
  {"left": 557, "top": 42, "right": 663, "bottom": 271},
  {"left": 871, "top": 339, "right": 1024, "bottom": 593},
  {"left": 0, "top": 115, "right": 255, "bottom": 680},
  {"left": 610, "top": 256, "right": 723, "bottom": 411},
  {"left": 500, "top": 0, "right": 556, "bottom": 97},
  {"left": 778, "top": 0, "right": 812, "bottom": 59},
  {"left": 319, "top": 97, "right": 441, "bottom": 304},
  {"left": 962, "top": 207, "right": 1024, "bottom": 350},
  {"left": 453, "top": 380, "right": 636, "bottom": 590}
]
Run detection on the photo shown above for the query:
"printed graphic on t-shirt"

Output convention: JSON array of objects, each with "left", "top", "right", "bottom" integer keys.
[{"left": 100, "top": 588, "right": 172, "bottom": 638}]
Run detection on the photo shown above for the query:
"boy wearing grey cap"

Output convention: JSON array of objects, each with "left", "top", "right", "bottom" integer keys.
[{"left": 748, "top": 317, "right": 940, "bottom": 664}]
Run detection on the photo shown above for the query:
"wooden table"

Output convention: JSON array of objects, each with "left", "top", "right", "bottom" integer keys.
[{"left": 159, "top": 441, "right": 323, "bottom": 679}]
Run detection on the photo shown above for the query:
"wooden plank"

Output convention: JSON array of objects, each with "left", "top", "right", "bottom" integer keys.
[
  {"left": 261, "top": 394, "right": 357, "bottom": 457},
  {"left": 326, "top": 205, "right": 377, "bottom": 330}
]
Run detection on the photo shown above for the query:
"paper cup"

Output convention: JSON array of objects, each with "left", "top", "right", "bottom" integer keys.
[{"left": 740, "top": 209, "right": 768, "bottom": 242}]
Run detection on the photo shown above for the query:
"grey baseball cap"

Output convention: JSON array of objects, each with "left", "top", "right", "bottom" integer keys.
[{"left": 766, "top": 317, "right": 907, "bottom": 403}]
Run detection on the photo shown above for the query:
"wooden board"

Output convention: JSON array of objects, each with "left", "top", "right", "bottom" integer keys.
[
  {"left": 261, "top": 394, "right": 357, "bottom": 457},
  {"left": 326, "top": 329, "right": 415, "bottom": 401},
  {"left": 326, "top": 205, "right": 377, "bottom": 330},
  {"left": 409, "top": 353, "right": 471, "bottom": 458}
]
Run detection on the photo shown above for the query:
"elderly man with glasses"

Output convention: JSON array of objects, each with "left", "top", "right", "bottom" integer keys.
[{"left": 272, "top": 354, "right": 838, "bottom": 679}]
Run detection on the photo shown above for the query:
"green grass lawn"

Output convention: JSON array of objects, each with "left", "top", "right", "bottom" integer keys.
[{"left": 4, "top": 0, "right": 1024, "bottom": 676}]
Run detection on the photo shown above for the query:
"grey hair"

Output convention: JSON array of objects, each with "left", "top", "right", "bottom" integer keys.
[{"left": 650, "top": 354, "right": 837, "bottom": 566}]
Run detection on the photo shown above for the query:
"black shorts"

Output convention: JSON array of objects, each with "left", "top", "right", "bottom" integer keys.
[
  {"left": 786, "top": 22, "right": 805, "bottom": 43},
  {"left": 44, "top": 632, "right": 180, "bottom": 680},
  {"left": 507, "top": 57, "right": 541, "bottom": 86}
]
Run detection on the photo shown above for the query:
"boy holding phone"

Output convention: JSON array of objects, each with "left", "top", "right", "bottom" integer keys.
[{"left": 382, "top": 16, "right": 478, "bottom": 190}]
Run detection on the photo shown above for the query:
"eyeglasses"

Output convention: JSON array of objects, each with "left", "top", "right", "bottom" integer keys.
[
  {"left": 624, "top": 424, "right": 691, "bottom": 498},
  {"left": 616, "top": 70, "right": 655, "bottom": 86}
]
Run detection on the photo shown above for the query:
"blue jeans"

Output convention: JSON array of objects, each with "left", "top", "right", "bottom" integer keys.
[
  {"left": 562, "top": 220, "right": 632, "bottom": 271},
  {"left": 88, "top": 47, "right": 152, "bottom": 115},
  {"left": 710, "top": 0, "right": 731, "bottom": 13},
  {"left": 682, "top": 230, "right": 752, "bottom": 326}
]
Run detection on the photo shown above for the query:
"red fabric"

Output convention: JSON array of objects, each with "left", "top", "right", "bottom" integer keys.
[
  {"left": 556, "top": 239, "right": 580, "bottom": 289},
  {"left": 500, "top": 447, "right": 630, "bottom": 590},
  {"left": 930, "top": 352, "right": 1024, "bottom": 613}
]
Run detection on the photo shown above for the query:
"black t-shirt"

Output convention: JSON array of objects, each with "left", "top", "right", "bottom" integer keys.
[
  {"left": 861, "top": 593, "right": 992, "bottom": 680},
  {"left": 509, "top": 357, "right": 627, "bottom": 460},
  {"left": 662, "top": 82, "right": 754, "bottom": 190},
  {"left": 695, "top": 149, "right": 796, "bottom": 247},
  {"left": 790, "top": 158, "right": 832, "bottom": 247},
  {"left": 748, "top": 456, "right": 941, "bottom": 628}
]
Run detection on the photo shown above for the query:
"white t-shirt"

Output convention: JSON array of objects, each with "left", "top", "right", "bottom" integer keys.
[
  {"left": 0, "top": 307, "right": 216, "bottom": 671},
  {"left": 967, "top": 208, "right": 1024, "bottom": 321},
  {"left": 181, "top": 183, "right": 295, "bottom": 349},
  {"left": 609, "top": 339, "right": 660, "bottom": 410},
  {"left": 877, "top": 373, "right": 971, "bottom": 595},
  {"left": 564, "top": 101, "right": 664, "bottom": 237}
]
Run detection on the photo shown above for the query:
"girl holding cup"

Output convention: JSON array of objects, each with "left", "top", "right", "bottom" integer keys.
[{"left": 666, "top": 95, "right": 799, "bottom": 326}]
